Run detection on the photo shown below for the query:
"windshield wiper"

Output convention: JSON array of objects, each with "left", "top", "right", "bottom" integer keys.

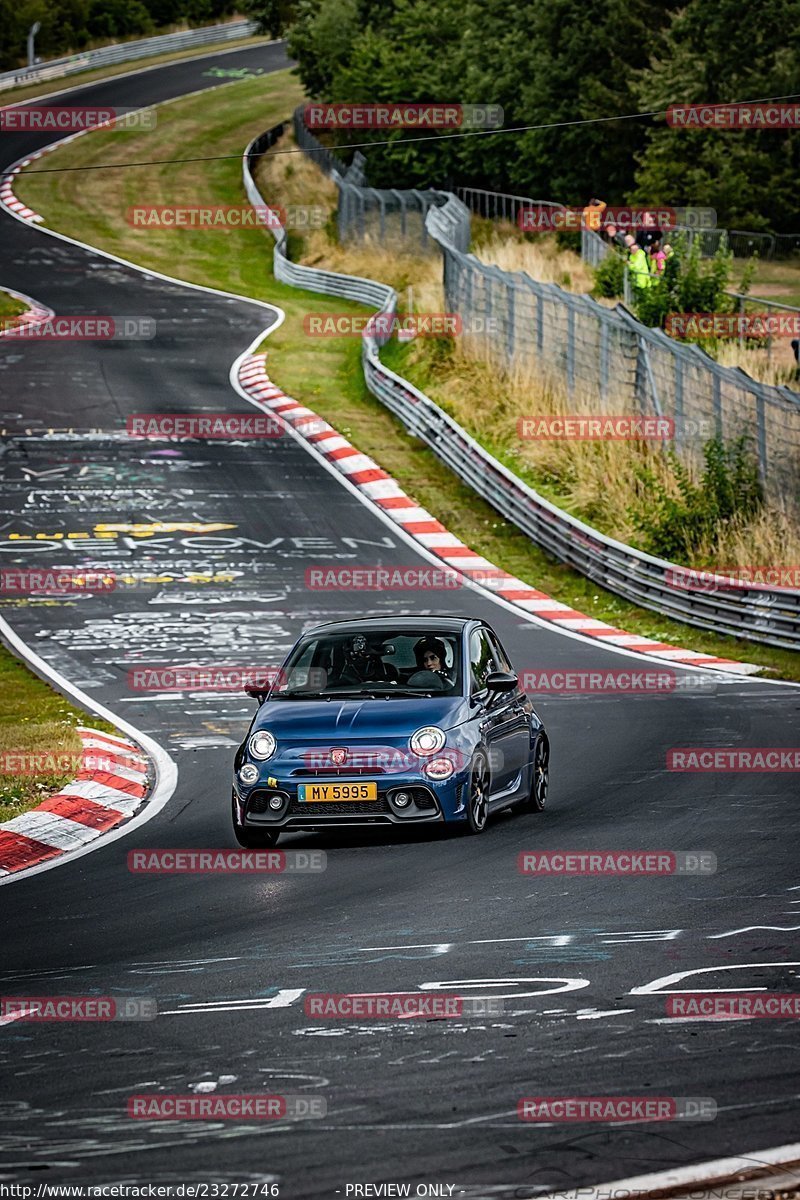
[
  {"left": 357, "top": 686, "right": 438, "bottom": 697},
  {"left": 271, "top": 687, "right": 439, "bottom": 700}
]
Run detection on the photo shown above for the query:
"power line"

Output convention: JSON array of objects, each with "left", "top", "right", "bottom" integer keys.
[{"left": 9, "top": 94, "right": 800, "bottom": 174}]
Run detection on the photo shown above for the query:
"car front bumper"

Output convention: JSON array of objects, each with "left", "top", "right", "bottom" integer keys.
[{"left": 233, "top": 770, "right": 469, "bottom": 829}]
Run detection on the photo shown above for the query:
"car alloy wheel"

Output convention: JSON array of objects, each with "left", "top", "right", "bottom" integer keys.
[
  {"left": 531, "top": 736, "right": 549, "bottom": 811},
  {"left": 465, "top": 754, "right": 490, "bottom": 834}
]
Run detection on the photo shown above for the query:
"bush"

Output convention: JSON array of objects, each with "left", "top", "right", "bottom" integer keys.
[
  {"left": 633, "top": 233, "right": 737, "bottom": 330},
  {"left": 592, "top": 249, "right": 625, "bottom": 298},
  {"left": 628, "top": 435, "right": 763, "bottom": 561}
]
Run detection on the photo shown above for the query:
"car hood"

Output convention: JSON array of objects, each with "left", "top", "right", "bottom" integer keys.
[{"left": 254, "top": 695, "right": 468, "bottom": 741}]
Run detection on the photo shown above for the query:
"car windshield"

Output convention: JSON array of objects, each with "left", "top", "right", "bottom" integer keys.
[{"left": 271, "top": 629, "right": 462, "bottom": 698}]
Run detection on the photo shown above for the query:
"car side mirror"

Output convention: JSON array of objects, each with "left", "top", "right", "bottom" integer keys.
[
  {"left": 486, "top": 670, "right": 518, "bottom": 694},
  {"left": 244, "top": 685, "right": 270, "bottom": 704}
]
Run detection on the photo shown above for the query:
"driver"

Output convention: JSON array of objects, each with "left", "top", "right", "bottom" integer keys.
[
  {"left": 408, "top": 636, "right": 453, "bottom": 690},
  {"left": 337, "top": 633, "right": 390, "bottom": 685}
]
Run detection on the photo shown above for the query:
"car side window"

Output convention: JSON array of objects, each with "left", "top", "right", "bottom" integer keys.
[{"left": 469, "top": 629, "right": 497, "bottom": 693}]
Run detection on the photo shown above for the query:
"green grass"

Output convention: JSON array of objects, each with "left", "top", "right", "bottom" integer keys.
[
  {"left": 733, "top": 256, "right": 800, "bottom": 308},
  {"left": 0, "top": 289, "right": 26, "bottom": 327},
  {"left": 14, "top": 70, "right": 800, "bottom": 682},
  {"left": 0, "top": 646, "right": 117, "bottom": 823},
  {"left": 2, "top": 34, "right": 274, "bottom": 104}
]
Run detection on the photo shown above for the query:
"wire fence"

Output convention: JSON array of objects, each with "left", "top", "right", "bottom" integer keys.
[
  {"left": 293, "top": 117, "right": 466, "bottom": 253},
  {"left": 436, "top": 235, "right": 800, "bottom": 503},
  {"left": 458, "top": 187, "right": 800, "bottom": 262}
]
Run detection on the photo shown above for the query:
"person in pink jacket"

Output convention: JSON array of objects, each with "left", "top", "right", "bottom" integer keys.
[{"left": 650, "top": 238, "right": 667, "bottom": 275}]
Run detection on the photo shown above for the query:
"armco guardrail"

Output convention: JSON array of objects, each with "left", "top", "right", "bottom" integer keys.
[
  {"left": 0, "top": 19, "right": 259, "bottom": 93},
  {"left": 243, "top": 121, "right": 800, "bottom": 652}
]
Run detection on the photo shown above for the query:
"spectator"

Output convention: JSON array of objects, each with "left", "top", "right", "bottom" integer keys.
[
  {"left": 635, "top": 209, "right": 662, "bottom": 250},
  {"left": 625, "top": 234, "right": 652, "bottom": 291},
  {"left": 604, "top": 222, "right": 628, "bottom": 249},
  {"left": 650, "top": 238, "right": 667, "bottom": 275},
  {"left": 582, "top": 197, "right": 607, "bottom": 232}
]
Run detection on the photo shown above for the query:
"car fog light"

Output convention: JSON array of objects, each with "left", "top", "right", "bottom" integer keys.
[
  {"left": 393, "top": 791, "right": 412, "bottom": 807},
  {"left": 268, "top": 794, "right": 284, "bottom": 810},
  {"left": 423, "top": 757, "right": 455, "bottom": 780},
  {"left": 239, "top": 763, "right": 260, "bottom": 785}
]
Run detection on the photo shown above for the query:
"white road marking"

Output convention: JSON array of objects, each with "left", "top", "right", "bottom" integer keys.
[
  {"left": 630, "top": 962, "right": 800, "bottom": 994},
  {"left": 708, "top": 925, "right": 800, "bottom": 938}
]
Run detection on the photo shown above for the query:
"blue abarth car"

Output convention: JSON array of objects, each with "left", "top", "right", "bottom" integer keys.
[{"left": 232, "top": 616, "right": 548, "bottom": 845}]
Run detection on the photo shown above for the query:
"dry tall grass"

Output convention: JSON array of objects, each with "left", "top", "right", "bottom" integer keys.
[
  {"left": 472, "top": 228, "right": 596, "bottom": 293},
  {"left": 439, "top": 339, "right": 800, "bottom": 565},
  {"left": 712, "top": 337, "right": 799, "bottom": 387}
]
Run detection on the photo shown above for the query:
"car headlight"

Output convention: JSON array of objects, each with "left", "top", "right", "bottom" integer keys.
[
  {"left": 423, "top": 756, "right": 454, "bottom": 780},
  {"left": 238, "top": 763, "right": 260, "bottom": 785},
  {"left": 409, "top": 725, "right": 446, "bottom": 757},
  {"left": 249, "top": 730, "right": 276, "bottom": 760}
]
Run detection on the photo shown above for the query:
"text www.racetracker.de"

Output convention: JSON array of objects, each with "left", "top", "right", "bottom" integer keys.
[{"left": 0, "top": 1187, "right": 281, "bottom": 1198}]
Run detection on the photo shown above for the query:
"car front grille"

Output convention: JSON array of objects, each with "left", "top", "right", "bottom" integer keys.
[
  {"left": 291, "top": 766, "right": 387, "bottom": 776},
  {"left": 287, "top": 797, "right": 391, "bottom": 817}
]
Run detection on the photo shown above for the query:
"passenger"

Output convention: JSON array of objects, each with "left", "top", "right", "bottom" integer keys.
[{"left": 408, "top": 637, "right": 453, "bottom": 690}]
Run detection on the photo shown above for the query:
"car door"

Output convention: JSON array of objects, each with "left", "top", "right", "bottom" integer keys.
[
  {"left": 486, "top": 628, "right": 534, "bottom": 791},
  {"left": 469, "top": 627, "right": 526, "bottom": 799}
]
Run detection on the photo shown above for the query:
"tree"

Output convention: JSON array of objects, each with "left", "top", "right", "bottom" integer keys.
[
  {"left": 87, "top": 0, "right": 154, "bottom": 39},
  {"left": 285, "top": 0, "right": 671, "bottom": 199},
  {"left": 242, "top": 0, "right": 297, "bottom": 39},
  {"left": 504, "top": 0, "right": 669, "bottom": 202},
  {"left": 287, "top": 0, "right": 360, "bottom": 99},
  {"left": 633, "top": 0, "right": 800, "bottom": 232}
]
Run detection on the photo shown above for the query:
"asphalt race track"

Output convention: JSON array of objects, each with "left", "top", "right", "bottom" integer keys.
[{"left": 1, "top": 44, "right": 799, "bottom": 1196}]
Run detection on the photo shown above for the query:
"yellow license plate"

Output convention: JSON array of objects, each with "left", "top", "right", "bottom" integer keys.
[{"left": 297, "top": 781, "right": 378, "bottom": 802}]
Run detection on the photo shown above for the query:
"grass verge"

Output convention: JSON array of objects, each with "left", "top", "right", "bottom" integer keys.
[
  {"left": 0, "top": 646, "right": 117, "bottom": 823},
  {"left": 14, "top": 71, "right": 800, "bottom": 681},
  {"left": 0, "top": 288, "right": 26, "bottom": 326}
]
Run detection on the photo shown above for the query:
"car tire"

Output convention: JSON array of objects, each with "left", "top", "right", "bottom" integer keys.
[
  {"left": 461, "top": 752, "right": 490, "bottom": 834},
  {"left": 232, "top": 793, "right": 280, "bottom": 847},
  {"left": 519, "top": 735, "right": 549, "bottom": 812}
]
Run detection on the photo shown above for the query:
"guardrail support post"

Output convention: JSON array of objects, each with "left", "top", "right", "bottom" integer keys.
[
  {"left": 674, "top": 354, "right": 684, "bottom": 450},
  {"left": 755, "top": 386, "right": 768, "bottom": 489},
  {"left": 600, "top": 319, "right": 609, "bottom": 405},
  {"left": 712, "top": 373, "right": 722, "bottom": 438},
  {"left": 566, "top": 304, "right": 575, "bottom": 397}
]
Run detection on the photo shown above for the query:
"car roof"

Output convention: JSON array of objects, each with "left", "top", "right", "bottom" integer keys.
[{"left": 301, "top": 615, "right": 480, "bottom": 637}]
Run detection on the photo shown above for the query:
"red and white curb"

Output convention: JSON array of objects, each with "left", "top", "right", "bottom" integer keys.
[
  {"left": 239, "top": 353, "right": 758, "bottom": 675},
  {"left": 0, "top": 727, "right": 152, "bottom": 875},
  {"left": 0, "top": 285, "right": 54, "bottom": 335},
  {"left": 1, "top": 118, "right": 125, "bottom": 227},
  {"left": 0, "top": 159, "right": 44, "bottom": 223}
]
